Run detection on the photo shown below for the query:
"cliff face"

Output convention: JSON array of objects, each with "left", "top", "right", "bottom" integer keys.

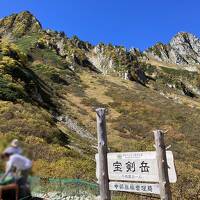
[
  {"left": 145, "top": 32, "right": 200, "bottom": 71},
  {"left": 87, "top": 44, "right": 148, "bottom": 85}
]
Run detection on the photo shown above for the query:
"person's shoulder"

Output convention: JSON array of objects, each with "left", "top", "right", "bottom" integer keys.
[
  {"left": 10, "top": 154, "right": 22, "bottom": 159},
  {"left": 4, "top": 146, "right": 22, "bottom": 155},
  {"left": 3, "top": 147, "right": 14, "bottom": 153}
]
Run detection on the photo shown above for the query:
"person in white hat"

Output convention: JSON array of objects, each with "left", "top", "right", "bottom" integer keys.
[
  {"left": 0, "top": 148, "right": 32, "bottom": 183},
  {"left": 3, "top": 139, "right": 23, "bottom": 155}
]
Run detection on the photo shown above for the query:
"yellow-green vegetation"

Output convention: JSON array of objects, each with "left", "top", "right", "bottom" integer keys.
[
  {"left": 0, "top": 38, "right": 94, "bottom": 181},
  {"left": 15, "top": 33, "right": 41, "bottom": 53},
  {"left": 147, "top": 42, "right": 169, "bottom": 58},
  {"left": 142, "top": 62, "right": 200, "bottom": 98},
  {"left": 63, "top": 72, "right": 200, "bottom": 199},
  {"left": 0, "top": 40, "right": 28, "bottom": 101},
  {"left": 0, "top": 11, "right": 41, "bottom": 37}
]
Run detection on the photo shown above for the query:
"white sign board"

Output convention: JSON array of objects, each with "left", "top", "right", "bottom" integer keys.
[
  {"left": 96, "top": 151, "right": 177, "bottom": 183},
  {"left": 109, "top": 181, "right": 160, "bottom": 195}
]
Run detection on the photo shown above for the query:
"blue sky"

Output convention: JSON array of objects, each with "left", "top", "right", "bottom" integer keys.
[{"left": 0, "top": 0, "right": 200, "bottom": 50}]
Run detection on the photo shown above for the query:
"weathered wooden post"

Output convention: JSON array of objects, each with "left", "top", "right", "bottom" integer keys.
[
  {"left": 154, "top": 130, "right": 172, "bottom": 200},
  {"left": 96, "top": 108, "right": 111, "bottom": 200}
]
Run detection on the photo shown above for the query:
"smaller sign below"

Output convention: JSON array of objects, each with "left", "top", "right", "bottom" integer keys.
[{"left": 109, "top": 181, "right": 160, "bottom": 195}]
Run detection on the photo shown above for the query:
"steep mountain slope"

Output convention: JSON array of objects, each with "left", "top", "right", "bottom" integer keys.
[{"left": 0, "top": 11, "right": 200, "bottom": 199}]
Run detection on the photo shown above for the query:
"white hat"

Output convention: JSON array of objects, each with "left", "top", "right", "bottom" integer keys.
[{"left": 11, "top": 139, "right": 19, "bottom": 147}]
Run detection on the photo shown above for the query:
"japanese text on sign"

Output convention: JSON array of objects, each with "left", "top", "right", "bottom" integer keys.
[
  {"left": 96, "top": 151, "right": 177, "bottom": 183},
  {"left": 109, "top": 182, "right": 160, "bottom": 194}
]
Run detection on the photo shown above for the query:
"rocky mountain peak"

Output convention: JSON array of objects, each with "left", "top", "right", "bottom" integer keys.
[
  {"left": 145, "top": 32, "right": 200, "bottom": 70},
  {"left": 170, "top": 32, "right": 200, "bottom": 55},
  {"left": 0, "top": 11, "right": 42, "bottom": 37},
  {"left": 170, "top": 32, "right": 198, "bottom": 45}
]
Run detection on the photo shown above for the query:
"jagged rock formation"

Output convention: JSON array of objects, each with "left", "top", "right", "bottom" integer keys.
[
  {"left": 145, "top": 32, "right": 200, "bottom": 71},
  {"left": 0, "top": 11, "right": 42, "bottom": 37},
  {"left": 87, "top": 43, "right": 148, "bottom": 85}
]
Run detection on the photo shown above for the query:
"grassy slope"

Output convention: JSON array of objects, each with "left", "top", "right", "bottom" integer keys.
[
  {"left": 63, "top": 71, "right": 200, "bottom": 199},
  {"left": 0, "top": 35, "right": 95, "bottom": 181}
]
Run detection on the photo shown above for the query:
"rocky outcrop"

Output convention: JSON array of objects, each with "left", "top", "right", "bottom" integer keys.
[
  {"left": 145, "top": 32, "right": 200, "bottom": 70},
  {"left": 87, "top": 44, "right": 148, "bottom": 85},
  {"left": 0, "top": 11, "right": 42, "bottom": 37},
  {"left": 87, "top": 44, "right": 115, "bottom": 75},
  {"left": 56, "top": 115, "right": 95, "bottom": 140}
]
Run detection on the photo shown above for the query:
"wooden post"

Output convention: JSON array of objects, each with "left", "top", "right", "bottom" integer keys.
[
  {"left": 154, "top": 130, "right": 172, "bottom": 200},
  {"left": 96, "top": 108, "right": 111, "bottom": 200}
]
